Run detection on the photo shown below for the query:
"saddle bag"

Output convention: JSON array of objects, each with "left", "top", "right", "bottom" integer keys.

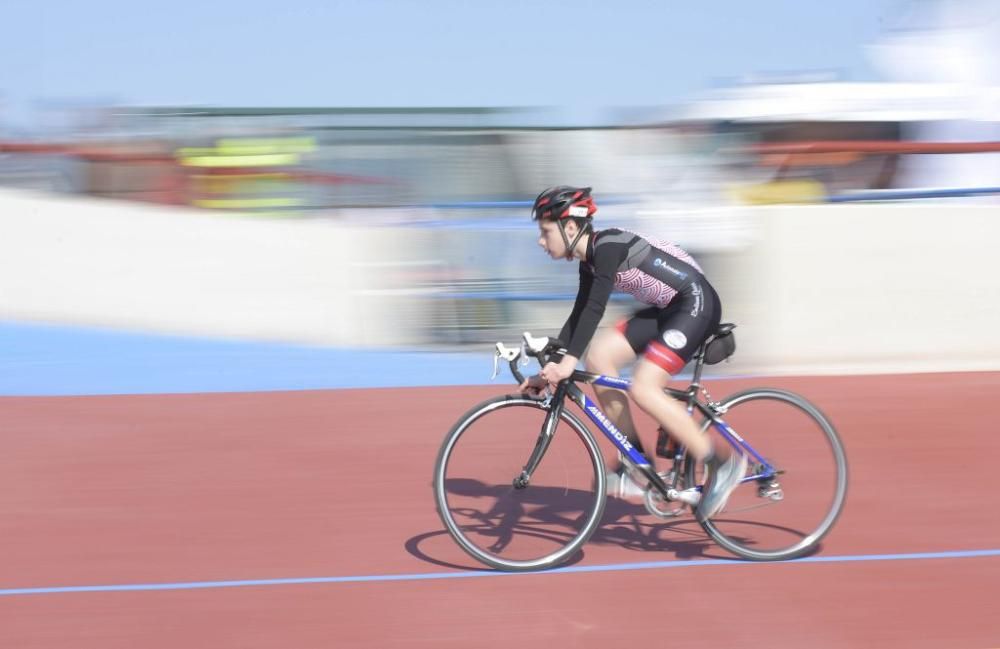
[{"left": 704, "top": 331, "right": 736, "bottom": 365}]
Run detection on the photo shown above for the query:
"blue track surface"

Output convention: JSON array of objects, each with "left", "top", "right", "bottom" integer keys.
[{"left": 0, "top": 321, "right": 496, "bottom": 396}]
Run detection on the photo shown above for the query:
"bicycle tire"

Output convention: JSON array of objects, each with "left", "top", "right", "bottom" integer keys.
[
  {"left": 434, "top": 394, "right": 607, "bottom": 571},
  {"left": 686, "top": 388, "right": 848, "bottom": 561}
]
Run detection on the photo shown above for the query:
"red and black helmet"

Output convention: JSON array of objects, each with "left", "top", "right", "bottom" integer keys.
[{"left": 531, "top": 186, "right": 597, "bottom": 222}]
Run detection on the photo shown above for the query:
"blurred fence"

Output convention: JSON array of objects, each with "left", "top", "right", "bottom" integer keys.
[
  {"left": 0, "top": 106, "right": 738, "bottom": 210},
  {"left": 748, "top": 140, "right": 1000, "bottom": 203},
  {"left": 402, "top": 202, "right": 753, "bottom": 346},
  {"left": 4, "top": 130, "right": 1000, "bottom": 212}
]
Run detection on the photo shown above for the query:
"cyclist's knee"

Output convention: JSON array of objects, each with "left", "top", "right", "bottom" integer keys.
[
  {"left": 584, "top": 347, "right": 615, "bottom": 374},
  {"left": 628, "top": 379, "right": 661, "bottom": 410},
  {"left": 584, "top": 355, "right": 610, "bottom": 375},
  {"left": 585, "top": 332, "right": 633, "bottom": 374}
]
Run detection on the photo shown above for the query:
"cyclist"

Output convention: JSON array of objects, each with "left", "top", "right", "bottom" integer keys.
[{"left": 517, "top": 185, "right": 746, "bottom": 521}]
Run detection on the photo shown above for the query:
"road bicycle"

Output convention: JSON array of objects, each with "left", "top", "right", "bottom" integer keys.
[{"left": 433, "top": 325, "right": 848, "bottom": 571}]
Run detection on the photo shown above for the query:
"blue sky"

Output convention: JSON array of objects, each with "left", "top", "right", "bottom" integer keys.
[{"left": 2, "top": 0, "right": 902, "bottom": 128}]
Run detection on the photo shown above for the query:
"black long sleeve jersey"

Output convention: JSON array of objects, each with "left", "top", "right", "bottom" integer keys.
[{"left": 557, "top": 228, "right": 705, "bottom": 358}]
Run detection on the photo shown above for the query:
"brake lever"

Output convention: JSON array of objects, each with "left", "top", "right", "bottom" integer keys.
[
  {"left": 522, "top": 332, "right": 550, "bottom": 356},
  {"left": 493, "top": 342, "right": 520, "bottom": 380}
]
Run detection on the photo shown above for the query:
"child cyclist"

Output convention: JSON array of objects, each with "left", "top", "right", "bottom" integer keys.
[{"left": 518, "top": 185, "right": 746, "bottom": 522}]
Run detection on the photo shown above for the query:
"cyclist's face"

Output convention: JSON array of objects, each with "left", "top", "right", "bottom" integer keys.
[{"left": 537, "top": 220, "right": 576, "bottom": 259}]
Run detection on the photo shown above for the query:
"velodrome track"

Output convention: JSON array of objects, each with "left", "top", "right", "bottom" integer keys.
[{"left": 2, "top": 323, "right": 999, "bottom": 648}]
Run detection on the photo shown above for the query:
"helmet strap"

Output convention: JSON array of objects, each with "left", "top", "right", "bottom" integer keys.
[{"left": 559, "top": 220, "right": 592, "bottom": 260}]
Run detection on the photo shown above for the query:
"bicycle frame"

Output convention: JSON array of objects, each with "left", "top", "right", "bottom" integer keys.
[{"left": 528, "top": 362, "right": 778, "bottom": 502}]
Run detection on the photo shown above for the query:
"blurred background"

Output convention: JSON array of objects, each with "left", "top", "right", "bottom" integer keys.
[{"left": 2, "top": 0, "right": 999, "bottom": 383}]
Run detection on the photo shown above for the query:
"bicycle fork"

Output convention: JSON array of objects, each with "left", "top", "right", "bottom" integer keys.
[{"left": 512, "top": 384, "right": 568, "bottom": 489}]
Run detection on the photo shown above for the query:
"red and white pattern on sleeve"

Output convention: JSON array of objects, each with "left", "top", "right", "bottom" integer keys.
[{"left": 613, "top": 233, "right": 703, "bottom": 307}]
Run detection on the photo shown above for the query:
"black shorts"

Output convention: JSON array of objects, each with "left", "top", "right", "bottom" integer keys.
[{"left": 614, "top": 280, "right": 722, "bottom": 375}]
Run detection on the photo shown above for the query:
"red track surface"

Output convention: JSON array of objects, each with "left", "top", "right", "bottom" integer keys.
[{"left": 2, "top": 373, "right": 1000, "bottom": 648}]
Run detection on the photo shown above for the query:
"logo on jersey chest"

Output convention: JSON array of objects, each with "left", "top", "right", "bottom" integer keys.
[{"left": 653, "top": 257, "right": 688, "bottom": 280}]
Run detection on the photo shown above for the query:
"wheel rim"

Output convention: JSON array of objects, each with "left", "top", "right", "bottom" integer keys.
[
  {"left": 434, "top": 397, "right": 607, "bottom": 571},
  {"left": 691, "top": 389, "right": 848, "bottom": 560}
]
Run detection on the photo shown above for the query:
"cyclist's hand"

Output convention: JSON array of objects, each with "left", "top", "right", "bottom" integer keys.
[
  {"left": 540, "top": 355, "right": 577, "bottom": 389},
  {"left": 518, "top": 374, "right": 548, "bottom": 398}
]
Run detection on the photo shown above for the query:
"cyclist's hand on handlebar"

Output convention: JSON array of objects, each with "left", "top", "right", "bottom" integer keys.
[
  {"left": 518, "top": 374, "right": 548, "bottom": 398},
  {"left": 539, "top": 355, "right": 577, "bottom": 389}
]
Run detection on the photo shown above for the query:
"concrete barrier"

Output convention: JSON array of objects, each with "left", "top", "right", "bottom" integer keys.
[
  {"left": 0, "top": 190, "right": 434, "bottom": 346},
  {"left": 1, "top": 189, "right": 998, "bottom": 374},
  {"left": 712, "top": 203, "right": 1000, "bottom": 374}
]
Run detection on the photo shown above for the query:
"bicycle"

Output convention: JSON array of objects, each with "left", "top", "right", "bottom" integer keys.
[{"left": 433, "top": 324, "right": 848, "bottom": 571}]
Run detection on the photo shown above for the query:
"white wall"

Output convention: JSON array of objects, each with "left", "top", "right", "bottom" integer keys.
[
  {"left": 0, "top": 190, "right": 433, "bottom": 346},
  {"left": 1, "top": 189, "right": 998, "bottom": 374},
  {"left": 713, "top": 203, "right": 1000, "bottom": 373}
]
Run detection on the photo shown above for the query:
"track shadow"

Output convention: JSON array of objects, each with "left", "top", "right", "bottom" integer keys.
[
  {"left": 404, "top": 528, "right": 588, "bottom": 572},
  {"left": 408, "top": 478, "right": 737, "bottom": 570},
  {"left": 704, "top": 516, "right": 827, "bottom": 560}
]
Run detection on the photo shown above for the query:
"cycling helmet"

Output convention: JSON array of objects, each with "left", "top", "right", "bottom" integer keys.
[
  {"left": 531, "top": 185, "right": 596, "bottom": 259},
  {"left": 531, "top": 186, "right": 597, "bottom": 222}
]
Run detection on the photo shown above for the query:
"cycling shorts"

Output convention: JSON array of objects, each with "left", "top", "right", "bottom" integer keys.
[{"left": 614, "top": 280, "right": 722, "bottom": 375}]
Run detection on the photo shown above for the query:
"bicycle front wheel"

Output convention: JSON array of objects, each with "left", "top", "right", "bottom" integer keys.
[
  {"left": 434, "top": 395, "right": 607, "bottom": 571},
  {"left": 687, "top": 388, "right": 848, "bottom": 561}
]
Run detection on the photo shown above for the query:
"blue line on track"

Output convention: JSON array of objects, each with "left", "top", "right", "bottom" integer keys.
[{"left": 3, "top": 549, "right": 999, "bottom": 597}]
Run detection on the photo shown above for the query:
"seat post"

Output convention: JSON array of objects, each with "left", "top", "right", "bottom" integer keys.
[{"left": 687, "top": 346, "right": 707, "bottom": 399}]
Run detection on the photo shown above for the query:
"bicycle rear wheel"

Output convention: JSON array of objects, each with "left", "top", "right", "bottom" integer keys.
[
  {"left": 434, "top": 395, "right": 606, "bottom": 571},
  {"left": 686, "top": 388, "right": 848, "bottom": 560}
]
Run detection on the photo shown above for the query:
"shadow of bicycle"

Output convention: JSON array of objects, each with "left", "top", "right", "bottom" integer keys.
[{"left": 408, "top": 478, "right": 745, "bottom": 571}]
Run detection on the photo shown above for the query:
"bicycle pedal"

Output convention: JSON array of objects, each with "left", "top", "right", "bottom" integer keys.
[
  {"left": 757, "top": 482, "right": 783, "bottom": 500},
  {"left": 643, "top": 488, "right": 687, "bottom": 519}
]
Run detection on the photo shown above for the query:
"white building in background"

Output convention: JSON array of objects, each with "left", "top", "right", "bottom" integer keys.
[
  {"left": 662, "top": 0, "right": 1000, "bottom": 197},
  {"left": 866, "top": 0, "right": 1000, "bottom": 190}
]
